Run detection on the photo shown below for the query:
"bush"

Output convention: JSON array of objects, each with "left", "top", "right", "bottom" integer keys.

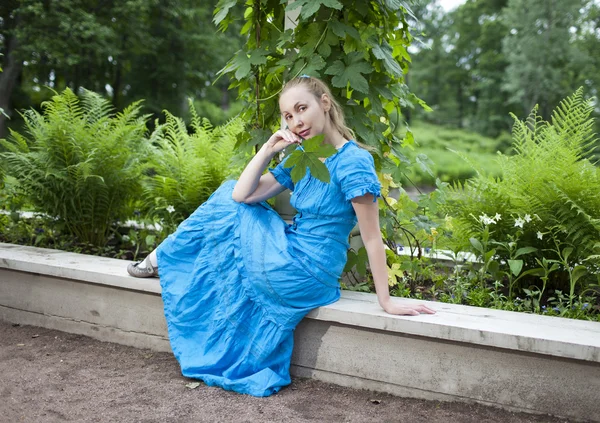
[{"left": 0, "top": 88, "right": 148, "bottom": 246}]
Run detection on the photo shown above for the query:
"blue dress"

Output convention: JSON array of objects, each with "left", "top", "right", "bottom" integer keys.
[{"left": 156, "top": 140, "right": 381, "bottom": 397}]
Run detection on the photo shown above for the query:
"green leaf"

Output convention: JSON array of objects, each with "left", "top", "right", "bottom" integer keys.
[
  {"left": 469, "top": 237, "right": 484, "bottom": 254},
  {"left": 213, "top": 0, "right": 238, "bottom": 26},
  {"left": 514, "top": 246, "right": 537, "bottom": 258},
  {"left": 562, "top": 247, "right": 573, "bottom": 262},
  {"left": 287, "top": 0, "right": 343, "bottom": 20},
  {"left": 415, "top": 154, "right": 434, "bottom": 177},
  {"left": 283, "top": 135, "right": 335, "bottom": 183},
  {"left": 571, "top": 265, "right": 588, "bottom": 285},
  {"left": 325, "top": 53, "right": 373, "bottom": 94},
  {"left": 329, "top": 20, "right": 361, "bottom": 40},
  {"left": 508, "top": 259, "right": 524, "bottom": 277},
  {"left": 370, "top": 40, "right": 403, "bottom": 78}
]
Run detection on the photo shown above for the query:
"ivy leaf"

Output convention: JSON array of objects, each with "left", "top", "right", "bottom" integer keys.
[
  {"left": 283, "top": 135, "right": 336, "bottom": 183},
  {"left": 325, "top": 52, "right": 373, "bottom": 94}
]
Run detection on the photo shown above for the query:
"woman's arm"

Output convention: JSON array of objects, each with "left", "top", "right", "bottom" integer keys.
[
  {"left": 351, "top": 194, "right": 436, "bottom": 316},
  {"left": 232, "top": 129, "right": 301, "bottom": 204}
]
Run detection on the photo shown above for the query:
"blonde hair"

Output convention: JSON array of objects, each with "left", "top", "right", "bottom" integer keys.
[{"left": 282, "top": 76, "right": 355, "bottom": 141}]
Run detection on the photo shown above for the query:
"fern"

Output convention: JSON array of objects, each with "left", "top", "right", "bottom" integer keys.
[
  {"left": 0, "top": 88, "right": 148, "bottom": 246},
  {"left": 141, "top": 101, "right": 244, "bottom": 221},
  {"left": 440, "top": 89, "right": 600, "bottom": 293}
]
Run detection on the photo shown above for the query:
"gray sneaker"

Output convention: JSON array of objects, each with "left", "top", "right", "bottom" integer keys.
[{"left": 127, "top": 256, "right": 159, "bottom": 278}]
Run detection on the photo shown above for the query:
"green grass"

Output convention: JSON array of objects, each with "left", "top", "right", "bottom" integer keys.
[{"left": 397, "top": 121, "right": 506, "bottom": 187}]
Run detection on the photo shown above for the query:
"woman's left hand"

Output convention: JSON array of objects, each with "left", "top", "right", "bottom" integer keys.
[{"left": 380, "top": 299, "right": 436, "bottom": 316}]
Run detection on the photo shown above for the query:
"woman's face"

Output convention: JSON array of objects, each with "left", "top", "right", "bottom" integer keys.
[{"left": 279, "top": 85, "right": 329, "bottom": 140}]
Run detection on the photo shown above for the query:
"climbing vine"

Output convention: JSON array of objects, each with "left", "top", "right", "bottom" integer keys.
[{"left": 214, "top": 0, "right": 436, "bottom": 284}]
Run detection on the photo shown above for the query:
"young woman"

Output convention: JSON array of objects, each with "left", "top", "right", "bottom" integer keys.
[{"left": 128, "top": 75, "right": 435, "bottom": 396}]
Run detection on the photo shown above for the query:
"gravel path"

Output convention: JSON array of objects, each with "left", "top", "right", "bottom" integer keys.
[{"left": 0, "top": 321, "right": 576, "bottom": 423}]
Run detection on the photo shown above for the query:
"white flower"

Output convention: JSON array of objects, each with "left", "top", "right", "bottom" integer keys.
[
  {"left": 479, "top": 213, "right": 496, "bottom": 225},
  {"left": 166, "top": 205, "right": 175, "bottom": 214},
  {"left": 122, "top": 235, "right": 130, "bottom": 242},
  {"left": 494, "top": 213, "right": 502, "bottom": 221},
  {"left": 524, "top": 214, "right": 532, "bottom": 223},
  {"left": 537, "top": 231, "right": 543, "bottom": 240},
  {"left": 514, "top": 217, "right": 525, "bottom": 228}
]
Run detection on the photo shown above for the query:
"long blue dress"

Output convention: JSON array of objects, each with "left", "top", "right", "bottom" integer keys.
[{"left": 156, "top": 140, "right": 381, "bottom": 397}]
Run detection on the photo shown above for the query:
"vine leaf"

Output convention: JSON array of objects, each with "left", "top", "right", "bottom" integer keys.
[
  {"left": 213, "top": 0, "right": 237, "bottom": 27},
  {"left": 287, "top": 0, "right": 343, "bottom": 20},
  {"left": 370, "top": 39, "right": 403, "bottom": 78},
  {"left": 325, "top": 52, "right": 374, "bottom": 94},
  {"left": 283, "top": 135, "right": 336, "bottom": 183}
]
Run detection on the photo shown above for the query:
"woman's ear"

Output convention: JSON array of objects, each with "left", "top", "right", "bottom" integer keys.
[{"left": 321, "top": 94, "right": 331, "bottom": 113}]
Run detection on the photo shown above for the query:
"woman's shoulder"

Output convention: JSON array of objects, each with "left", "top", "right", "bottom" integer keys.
[{"left": 337, "top": 141, "right": 375, "bottom": 167}]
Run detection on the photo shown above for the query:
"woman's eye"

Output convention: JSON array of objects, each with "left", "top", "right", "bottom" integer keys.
[{"left": 299, "top": 106, "right": 306, "bottom": 112}]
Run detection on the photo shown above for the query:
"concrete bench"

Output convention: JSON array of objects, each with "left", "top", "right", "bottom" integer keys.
[{"left": 0, "top": 242, "right": 598, "bottom": 422}]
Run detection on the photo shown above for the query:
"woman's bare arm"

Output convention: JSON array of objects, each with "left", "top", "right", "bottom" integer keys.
[
  {"left": 232, "top": 129, "right": 301, "bottom": 204},
  {"left": 351, "top": 194, "right": 435, "bottom": 316}
]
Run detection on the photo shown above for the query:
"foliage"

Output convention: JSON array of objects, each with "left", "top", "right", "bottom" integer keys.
[
  {"left": 408, "top": 0, "right": 600, "bottom": 142},
  {"left": 0, "top": 88, "right": 148, "bottom": 246},
  {"left": 214, "top": 0, "right": 429, "bottom": 182},
  {"left": 439, "top": 88, "right": 600, "bottom": 299},
  {"left": 395, "top": 121, "right": 505, "bottom": 186},
  {"left": 140, "top": 102, "right": 245, "bottom": 222},
  {"left": 0, "top": 0, "right": 245, "bottom": 136},
  {"left": 502, "top": 0, "right": 587, "bottom": 119}
]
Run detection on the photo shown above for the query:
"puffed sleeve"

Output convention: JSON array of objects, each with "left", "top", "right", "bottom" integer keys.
[
  {"left": 269, "top": 154, "right": 295, "bottom": 191},
  {"left": 337, "top": 149, "right": 381, "bottom": 202}
]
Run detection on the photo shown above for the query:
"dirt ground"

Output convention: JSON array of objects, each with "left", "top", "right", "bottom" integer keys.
[{"left": 1, "top": 321, "right": 578, "bottom": 423}]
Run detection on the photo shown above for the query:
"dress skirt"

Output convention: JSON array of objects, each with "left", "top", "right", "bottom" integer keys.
[{"left": 156, "top": 180, "right": 341, "bottom": 397}]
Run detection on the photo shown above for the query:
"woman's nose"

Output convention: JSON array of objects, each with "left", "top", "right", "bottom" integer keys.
[{"left": 293, "top": 117, "right": 303, "bottom": 129}]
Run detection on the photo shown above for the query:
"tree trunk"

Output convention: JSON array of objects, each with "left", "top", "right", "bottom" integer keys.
[{"left": 0, "top": 34, "right": 22, "bottom": 139}]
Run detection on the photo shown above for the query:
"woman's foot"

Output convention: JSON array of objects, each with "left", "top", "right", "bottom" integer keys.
[{"left": 127, "top": 255, "right": 159, "bottom": 278}]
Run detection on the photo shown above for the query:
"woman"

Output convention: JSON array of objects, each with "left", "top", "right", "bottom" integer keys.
[{"left": 128, "top": 75, "right": 435, "bottom": 396}]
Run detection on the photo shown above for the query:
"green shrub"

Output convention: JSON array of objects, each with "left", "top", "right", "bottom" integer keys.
[
  {"left": 140, "top": 103, "right": 244, "bottom": 223},
  {"left": 440, "top": 88, "right": 600, "bottom": 298},
  {"left": 0, "top": 88, "right": 148, "bottom": 246}
]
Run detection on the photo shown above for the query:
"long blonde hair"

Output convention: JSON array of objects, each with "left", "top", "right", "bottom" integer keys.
[{"left": 282, "top": 76, "right": 355, "bottom": 141}]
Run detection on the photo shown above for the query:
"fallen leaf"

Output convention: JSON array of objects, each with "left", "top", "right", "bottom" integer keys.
[
  {"left": 32, "top": 334, "right": 39, "bottom": 338},
  {"left": 16, "top": 343, "right": 25, "bottom": 347},
  {"left": 143, "top": 353, "right": 153, "bottom": 359},
  {"left": 370, "top": 399, "right": 381, "bottom": 405},
  {"left": 185, "top": 382, "right": 201, "bottom": 389}
]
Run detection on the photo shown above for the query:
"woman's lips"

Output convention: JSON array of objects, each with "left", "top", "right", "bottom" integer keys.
[{"left": 299, "top": 129, "right": 310, "bottom": 138}]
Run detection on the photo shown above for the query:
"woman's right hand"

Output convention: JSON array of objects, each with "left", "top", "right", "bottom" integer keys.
[{"left": 263, "top": 129, "right": 302, "bottom": 155}]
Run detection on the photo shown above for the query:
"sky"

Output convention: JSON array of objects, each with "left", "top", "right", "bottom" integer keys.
[{"left": 439, "top": 0, "right": 467, "bottom": 12}]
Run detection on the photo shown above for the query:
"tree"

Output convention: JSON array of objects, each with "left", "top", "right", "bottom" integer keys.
[
  {"left": 502, "top": 0, "right": 586, "bottom": 119},
  {"left": 0, "top": 0, "right": 244, "bottom": 137}
]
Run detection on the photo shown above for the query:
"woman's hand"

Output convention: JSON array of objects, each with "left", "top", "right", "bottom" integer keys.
[
  {"left": 380, "top": 298, "right": 436, "bottom": 316},
  {"left": 263, "top": 129, "right": 302, "bottom": 155}
]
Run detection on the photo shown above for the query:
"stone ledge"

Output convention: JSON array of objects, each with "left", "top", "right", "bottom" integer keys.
[
  {"left": 1, "top": 242, "right": 599, "bottom": 422},
  {"left": 1, "top": 242, "right": 598, "bottom": 363}
]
